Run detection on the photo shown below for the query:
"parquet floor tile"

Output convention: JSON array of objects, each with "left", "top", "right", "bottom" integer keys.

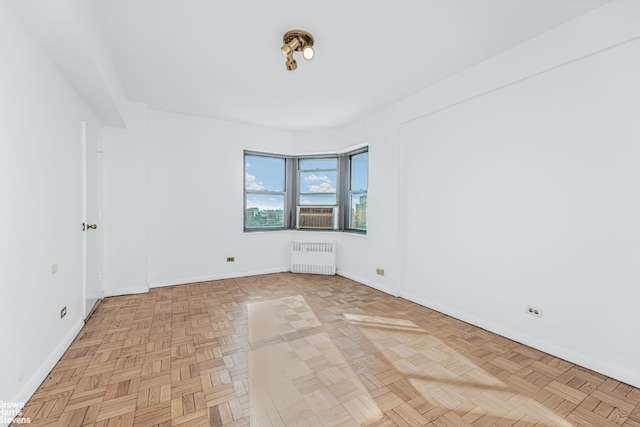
[{"left": 10, "top": 272, "right": 640, "bottom": 426}]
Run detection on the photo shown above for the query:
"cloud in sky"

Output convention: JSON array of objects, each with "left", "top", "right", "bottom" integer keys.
[
  {"left": 245, "top": 172, "right": 264, "bottom": 191},
  {"left": 304, "top": 174, "right": 330, "bottom": 182},
  {"left": 309, "top": 182, "right": 335, "bottom": 193},
  {"left": 304, "top": 174, "right": 335, "bottom": 192}
]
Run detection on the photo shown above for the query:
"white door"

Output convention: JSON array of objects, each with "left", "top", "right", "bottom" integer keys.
[{"left": 82, "top": 120, "right": 103, "bottom": 318}]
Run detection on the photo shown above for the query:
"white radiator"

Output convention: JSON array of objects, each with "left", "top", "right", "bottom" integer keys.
[{"left": 290, "top": 242, "right": 336, "bottom": 275}]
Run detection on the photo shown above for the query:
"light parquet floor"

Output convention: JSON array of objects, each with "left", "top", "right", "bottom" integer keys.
[{"left": 13, "top": 273, "right": 640, "bottom": 426}]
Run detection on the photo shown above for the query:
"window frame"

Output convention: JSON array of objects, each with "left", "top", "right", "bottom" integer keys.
[
  {"left": 297, "top": 156, "right": 339, "bottom": 207},
  {"left": 345, "top": 148, "right": 369, "bottom": 233},
  {"left": 243, "top": 152, "right": 288, "bottom": 231},
  {"left": 244, "top": 147, "right": 368, "bottom": 234}
]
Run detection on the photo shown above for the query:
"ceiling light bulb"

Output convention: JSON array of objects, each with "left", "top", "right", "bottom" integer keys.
[{"left": 302, "top": 46, "right": 315, "bottom": 60}]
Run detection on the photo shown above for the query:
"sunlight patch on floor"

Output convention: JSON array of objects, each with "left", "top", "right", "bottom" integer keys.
[
  {"left": 346, "top": 313, "right": 574, "bottom": 426},
  {"left": 343, "top": 313, "right": 426, "bottom": 333},
  {"left": 248, "top": 297, "right": 383, "bottom": 426},
  {"left": 248, "top": 294, "right": 322, "bottom": 343}
]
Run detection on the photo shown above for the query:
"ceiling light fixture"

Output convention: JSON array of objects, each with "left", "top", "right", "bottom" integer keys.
[{"left": 281, "top": 29, "right": 314, "bottom": 71}]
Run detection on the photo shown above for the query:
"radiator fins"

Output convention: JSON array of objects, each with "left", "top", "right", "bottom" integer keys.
[{"left": 290, "top": 242, "right": 336, "bottom": 275}]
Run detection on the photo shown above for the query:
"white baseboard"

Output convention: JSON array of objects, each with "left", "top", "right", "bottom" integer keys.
[
  {"left": 103, "top": 286, "right": 149, "bottom": 297},
  {"left": 149, "top": 267, "right": 290, "bottom": 289},
  {"left": 398, "top": 289, "right": 640, "bottom": 389},
  {"left": 6, "top": 318, "right": 84, "bottom": 427},
  {"left": 337, "top": 270, "right": 397, "bottom": 296}
]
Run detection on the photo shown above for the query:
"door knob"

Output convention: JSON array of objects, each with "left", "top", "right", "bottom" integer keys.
[{"left": 87, "top": 224, "right": 97, "bottom": 230}]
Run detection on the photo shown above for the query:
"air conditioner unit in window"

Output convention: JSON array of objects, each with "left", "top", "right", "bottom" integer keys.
[{"left": 296, "top": 206, "right": 338, "bottom": 230}]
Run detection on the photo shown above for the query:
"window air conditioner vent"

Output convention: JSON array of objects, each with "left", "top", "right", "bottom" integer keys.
[{"left": 296, "top": 206, "right": 338, "bottom": 230}]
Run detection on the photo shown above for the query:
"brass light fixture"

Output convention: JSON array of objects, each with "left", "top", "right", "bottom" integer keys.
[{"left": 281, "top": 29, "right": 315, "bottom": 71}]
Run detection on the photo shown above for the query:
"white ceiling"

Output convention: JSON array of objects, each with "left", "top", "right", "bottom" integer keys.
[{"left": 13, "top": 0, "right": 610, "bottom": 130}]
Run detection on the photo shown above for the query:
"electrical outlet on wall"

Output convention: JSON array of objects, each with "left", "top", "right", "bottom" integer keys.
[
  {"left": 227, "top": 257, "right": 235, "bottom": 262},
  {"left": 526, "top": 306, "right": 543, "bottom": 318}
]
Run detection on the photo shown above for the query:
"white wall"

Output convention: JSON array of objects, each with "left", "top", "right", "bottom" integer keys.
[
  {"left": 400, "top": 37, "right": 640, "bottom": 386},
  {"left": 0, "top": 1, "right": 101, "bottom": 411},
  {"left": 109, "top": 107, "right": 391, "bottom": 293},
  {"left": 102, "top": 103, "right": 148, "bottom": 296},
  {"left": 338, "top": 1, "right": 640, "bottom": 387},
  {"left": 145, "top": 110, "right": 296, "bottom": 288}
]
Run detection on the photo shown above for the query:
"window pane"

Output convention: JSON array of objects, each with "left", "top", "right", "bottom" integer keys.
[
  {"left": 351, "top": 152, "right": 368, "bottom": 191},
  {"left": 245, "top": 194, "right": 285, "bottom": 228},
  {"left": 300, "top": 194, "right": 337, "bottom": 206},
  {"left": 299, "top": 171, "right": 337, "bottom": 195},
  {"left": 299, "top": 158, "right": 337, "bottom": 170},
  {"left": 245, "top": 155, "right": 285, "bottom": 191},
  {"left": 350, "top": 193, "right": 367, "bottom": 229}
]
